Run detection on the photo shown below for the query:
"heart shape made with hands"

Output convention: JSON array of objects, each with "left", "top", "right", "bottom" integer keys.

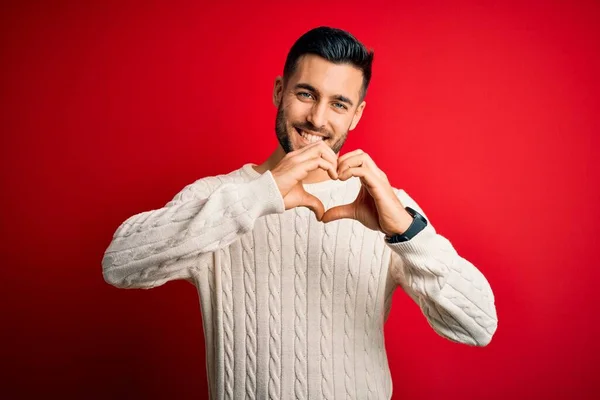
[{"left": 282, "top": 149, "right": 411, "bottom": 237}]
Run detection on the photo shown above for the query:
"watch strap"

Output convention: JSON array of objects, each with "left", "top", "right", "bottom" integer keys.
[{"left": 385, "top": 206, "right": 428, "bottom": 243}]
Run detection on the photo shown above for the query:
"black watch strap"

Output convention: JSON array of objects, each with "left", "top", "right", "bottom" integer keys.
[{"left": 385, "top": 206, "right": 428, "bottom": 243}]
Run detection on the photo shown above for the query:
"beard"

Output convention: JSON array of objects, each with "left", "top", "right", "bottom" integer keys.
[{"left": 275, "top": 102, "right": 350, "bottom": 154}]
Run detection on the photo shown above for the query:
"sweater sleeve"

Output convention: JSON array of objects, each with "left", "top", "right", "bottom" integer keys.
[
  {"left": 387, "top": 189, "right": 498, "bottom": 346},
  {"left": 102, "top": 170, "right": 285, "bottom": 289}
]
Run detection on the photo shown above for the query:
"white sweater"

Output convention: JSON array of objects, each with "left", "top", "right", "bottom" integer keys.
[{"left": 102, "top": 163, "right": 498, "bottom": 400}]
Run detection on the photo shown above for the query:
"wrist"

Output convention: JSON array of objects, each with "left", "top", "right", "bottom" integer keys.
[{"left": 383, "top": 208, "right": 414, "bottom": 236}]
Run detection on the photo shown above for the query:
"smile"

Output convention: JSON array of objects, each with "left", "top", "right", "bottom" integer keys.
[{"left": 295, "top": 127, "right": 328, "bottom": 143}]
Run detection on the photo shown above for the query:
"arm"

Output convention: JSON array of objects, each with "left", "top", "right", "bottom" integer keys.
[
  {"left": 102, "top": 170, "right": 284, "bottom": 289},
  {"left": 388, "top": 189, "right": 498, "bottom": 346}
]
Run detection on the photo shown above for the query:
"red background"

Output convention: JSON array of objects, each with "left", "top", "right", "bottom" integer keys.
[{"left": 2, "top": 1, "right": 599, "bottom": 398}]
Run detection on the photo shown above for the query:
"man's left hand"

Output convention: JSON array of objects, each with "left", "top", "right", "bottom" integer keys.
[{"left": 320, "top": 149, "right": 414, "bottom": 236}]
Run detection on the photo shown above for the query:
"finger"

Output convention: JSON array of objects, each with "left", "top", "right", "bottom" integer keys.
[
  {"left": 300, "top": 191, "right": 325, "bottom": 221},
  {"left": 338, "top": 149, "right": 364, "bottom": 164},
  {"left": 299, "top": 140, "right": 338, "bottom": 165},
  {"left": 344, "top": 153, "right": 386, "bottom": 181},
  {"left": 292, "top": 146, "right": 337, "bottom": 174},
  {"left": 338, "top": 153, "right": 371, "bottom": 176},
  {"left": 338, "top": 165, "right": 373, "bottom": 182},
  {"left": 321, "top": 204, "right": 355, "bottom": 223},
  {"left": 287, "top": 140, "right": 322, "bottom": 160},
  {"left": 314, "top": 147, "right": 338, "bottom": 171},
  {"left": 308, "top": 157, "right": 339, "bottom": 180},
  {"left": 317, "top": 139, "right": 338, "bottom": 161}
]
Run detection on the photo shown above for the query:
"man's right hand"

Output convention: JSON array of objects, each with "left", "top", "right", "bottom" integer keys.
[{"left": 270, "top": 141, "right": 338, "bottom": 221}]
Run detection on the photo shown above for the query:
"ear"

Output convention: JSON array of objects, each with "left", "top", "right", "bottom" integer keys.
[
  {"left": 349, "top": 101, "right": 366, "bottom": 131},
  {"left": 272, "top": 76, "right": 284, "bottom": 107}
]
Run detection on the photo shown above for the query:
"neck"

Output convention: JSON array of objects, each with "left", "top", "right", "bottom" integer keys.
[{"left": 252, "top": 144, "right": 334, "bottom": 184}]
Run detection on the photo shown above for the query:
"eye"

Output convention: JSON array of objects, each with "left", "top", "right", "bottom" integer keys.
[
  {"left": 333, "top": 102, "right": 347, "bottom": 110},
  {"left": 298, "top": 92, "right": 314, "bottom": 99}
]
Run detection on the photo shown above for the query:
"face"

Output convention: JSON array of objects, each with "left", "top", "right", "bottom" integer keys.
[{"left": 273, "top": 54, "right": 366, "bottom": 154}]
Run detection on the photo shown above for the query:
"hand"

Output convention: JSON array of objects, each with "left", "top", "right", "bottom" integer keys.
[
  {"left": 320, "top": 149, "right": 414, "bottom": 236},
  {"left": 271, "top": 140, "right": 338, "bottom": 221}
]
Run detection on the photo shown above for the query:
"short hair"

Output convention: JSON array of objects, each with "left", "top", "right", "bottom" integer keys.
[{"left": 282, "top": 26, "right": 374, "bottom": 101}]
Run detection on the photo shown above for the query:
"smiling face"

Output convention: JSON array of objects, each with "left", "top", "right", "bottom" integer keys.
[{"left": 274, "top": 54, "right": 367, "bottom": 154}]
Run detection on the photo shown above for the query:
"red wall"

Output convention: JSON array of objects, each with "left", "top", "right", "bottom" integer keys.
[{"left": 2, "top": 1, "right": 599, "bottom": 398}]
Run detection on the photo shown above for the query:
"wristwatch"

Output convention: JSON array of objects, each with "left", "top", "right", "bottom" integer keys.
[{"left": 384, "top": 206, "right": 428, "bottom": 243}]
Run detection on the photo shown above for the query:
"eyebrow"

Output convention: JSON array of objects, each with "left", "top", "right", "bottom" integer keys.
[{"left": 294, "top": 83, "right": 354, "bottom": 107}]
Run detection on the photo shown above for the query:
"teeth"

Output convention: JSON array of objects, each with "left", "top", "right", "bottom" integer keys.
[{"left": 301, "top": 131, "right": 324, "bottom": 143}]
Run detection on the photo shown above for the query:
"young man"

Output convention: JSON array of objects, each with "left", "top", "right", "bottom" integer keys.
[{"left": 102, "top": 26, "right": 497, "bottom": 400}]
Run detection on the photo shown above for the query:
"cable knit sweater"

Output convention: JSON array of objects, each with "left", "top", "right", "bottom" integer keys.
[{"left": 102, "top": 163, "right": 497, "bottom": 400}]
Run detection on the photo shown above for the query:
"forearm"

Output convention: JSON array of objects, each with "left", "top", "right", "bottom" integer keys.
[
  {"left": 102, "top": 170, "right": 284, "bottom": 289},
  {"left": 388, "top": 224, "right": 498, "bottom": 346}
]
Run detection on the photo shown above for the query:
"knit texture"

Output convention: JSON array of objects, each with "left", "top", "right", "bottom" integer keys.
[{"left": 102, "top": 163, "right": 498, "bottom": 400}]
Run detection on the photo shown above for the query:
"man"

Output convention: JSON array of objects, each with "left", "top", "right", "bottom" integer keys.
[{"left": 102, "top": 26, "right": 497, "bottom": 400}]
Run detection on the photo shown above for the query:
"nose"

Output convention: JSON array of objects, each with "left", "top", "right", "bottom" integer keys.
[{"left": 307, "top": 101, "right": 327, "bottom": 130}]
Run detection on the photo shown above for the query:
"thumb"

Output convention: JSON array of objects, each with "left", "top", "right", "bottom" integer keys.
[
  {"left": 321, "top": 203, "right": 355, "bottom": 223},
  {"left": 299, "top": 191, "right": 325, "bottom": 221}
]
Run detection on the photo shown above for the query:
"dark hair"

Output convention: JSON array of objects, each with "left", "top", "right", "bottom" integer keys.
[{"left": 282, "top": 26, "right": 374, "bottom": 101}]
